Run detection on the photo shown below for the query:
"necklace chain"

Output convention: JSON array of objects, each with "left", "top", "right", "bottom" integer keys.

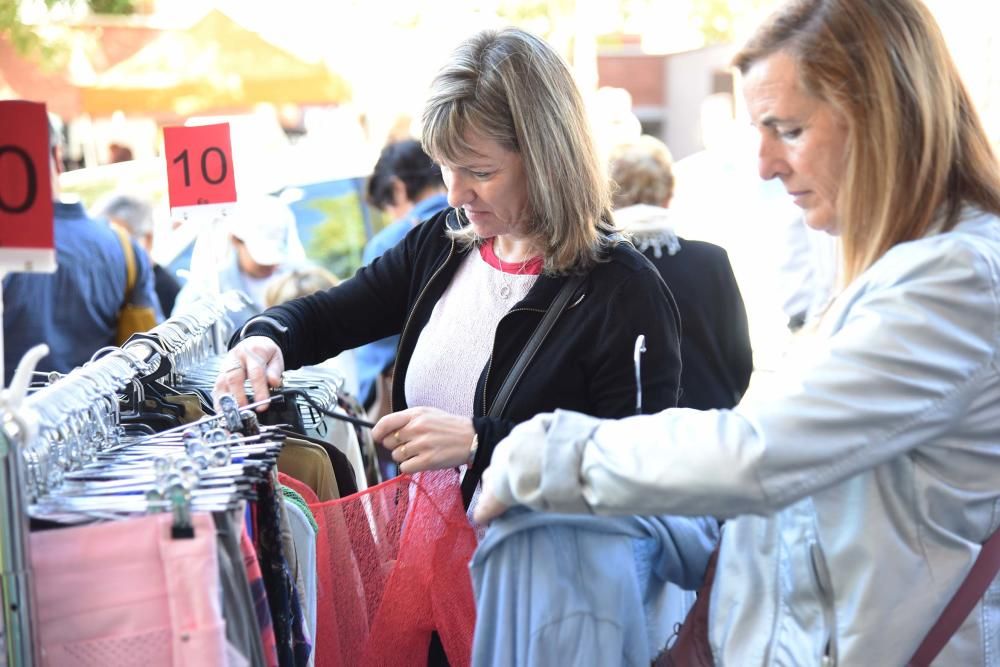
[{"left": 493, "top": 239, "right": 531, "bottom": 300}]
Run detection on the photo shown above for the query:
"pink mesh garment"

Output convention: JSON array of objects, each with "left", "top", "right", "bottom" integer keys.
[
  {"left": 310, "top": 469, "right": 477, "bottom": 667},
  {"left": 30, "top": 513, "right": 227, "bottom": 667}
]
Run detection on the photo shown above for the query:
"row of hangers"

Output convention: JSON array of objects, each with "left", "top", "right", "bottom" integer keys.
[{"left": 0, "top": 291, "right": 266, "bottom": 667}]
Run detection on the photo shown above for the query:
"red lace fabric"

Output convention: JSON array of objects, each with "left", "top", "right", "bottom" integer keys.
[{"left": 309, "top": 469, "right": 477, "bottom": 666}]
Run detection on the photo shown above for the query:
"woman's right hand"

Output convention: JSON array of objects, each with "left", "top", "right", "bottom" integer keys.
[{"left": 213, "top": 336, "right": 285, "bottom": 411}]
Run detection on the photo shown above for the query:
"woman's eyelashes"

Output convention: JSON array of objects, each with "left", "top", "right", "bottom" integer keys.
[{"left": 780, "top": 127, "right": 803, "bottom": 141}]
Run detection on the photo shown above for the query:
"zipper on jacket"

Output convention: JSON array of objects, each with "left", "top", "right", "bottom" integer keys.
[
  {"left": 809, "top": 541, "right": 839, "bottom": 667},
  {"left": 390, "top": 240, "right": 456, "bottom": 413}
]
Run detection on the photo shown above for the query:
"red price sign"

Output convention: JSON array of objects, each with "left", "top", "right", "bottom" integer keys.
[
  {"left": 0, "top": 100, "right": 54, "bottom": 252},
  {"left": 163, "top": 123, "right": 237, "bottom": 209}
]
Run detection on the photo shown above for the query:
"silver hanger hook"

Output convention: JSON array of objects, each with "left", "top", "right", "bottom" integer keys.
[{"left": 633, "top": 334, "right": 646, "bottom": 415}]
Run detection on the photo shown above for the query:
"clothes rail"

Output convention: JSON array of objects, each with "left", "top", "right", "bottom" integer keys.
[{"left": 0, "top": 291, "right": 247, "bottom": 667}]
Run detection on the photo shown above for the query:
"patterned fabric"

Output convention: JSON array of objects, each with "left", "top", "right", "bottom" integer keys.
[
  {"left": 241, "top": 525, "right": 280, "bottom": 667},
  {"left": 255, "top": 474, "right": 312, "bottom": 666}
]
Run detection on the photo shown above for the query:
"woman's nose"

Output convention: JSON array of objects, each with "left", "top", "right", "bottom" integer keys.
[
  {"left": 444, "top": 169, "right": 472, "bottom": 208},
  {"left": 757, "top": 134, "right": 789, "bottom": 181}
]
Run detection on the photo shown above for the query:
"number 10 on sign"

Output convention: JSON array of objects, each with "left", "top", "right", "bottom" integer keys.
[{"left": 163, "top": 123, "right": 237, "bottom": 217}]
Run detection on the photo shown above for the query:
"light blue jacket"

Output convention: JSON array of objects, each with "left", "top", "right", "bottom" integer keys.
[
  {"left": 486, "top": 210, "right": 1000, "bottom": 665},
  {"left": 470, "top": 508, "right": 718, "bottom": 666}
]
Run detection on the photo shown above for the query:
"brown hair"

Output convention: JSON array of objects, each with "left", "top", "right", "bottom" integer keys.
[{"left": 734, "top": 0, "right": 1000, "bottom": 284}]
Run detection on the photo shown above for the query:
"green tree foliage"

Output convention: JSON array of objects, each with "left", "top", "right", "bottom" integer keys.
[
  {"left": 86, "top": 0, "right": 134, "bottom": 14},
  {"left": 1, "top": 0, "right": 134, "bottom": 61},
  {"left": 305, "top": 193, "right": 370, "bottom": 281},
  {"left": 689, "top": 0, "right": 778, "bottom": 45},
  {"left": 1, "top": 0, "right": 59, "bottom": 59}
]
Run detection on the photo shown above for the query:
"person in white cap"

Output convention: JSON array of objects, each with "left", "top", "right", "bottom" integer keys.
[{"left": 173, "top": 193, "right": 307, "bottom": 327}]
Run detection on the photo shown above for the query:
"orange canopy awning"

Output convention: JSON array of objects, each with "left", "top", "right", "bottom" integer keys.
[{"left": 80, "top": 9, "right": 350, "bottom": 117}]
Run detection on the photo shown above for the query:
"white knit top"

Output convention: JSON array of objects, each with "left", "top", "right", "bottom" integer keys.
[{"left": 404, "top": 240, "right": 542, "bottom": 416}]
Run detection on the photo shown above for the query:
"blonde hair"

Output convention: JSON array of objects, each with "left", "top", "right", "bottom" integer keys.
[
  {"left": 609, "top": 135, "right": 676, "bottom": 209},
  {"left": 735, "top": 0, "right": 1000, "bottom": 285},
  {"left": 422, "top": 27, "right": 616, "bottom": 273},
  {"left": 264, "top": 266, "right": 340, "bottom": 308}
]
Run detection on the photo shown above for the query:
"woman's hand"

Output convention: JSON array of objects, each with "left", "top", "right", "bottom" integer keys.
[
  {"left": 473, "top": 467, "right": 510, "bottom": 523},
  {"left": 373, "top": 407, "right": 476, "bottom": 474},
  {"left": 213, "top": 336, "right": 285, "bottom": 411}
]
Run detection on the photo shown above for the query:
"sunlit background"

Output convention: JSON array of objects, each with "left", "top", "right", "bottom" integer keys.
[{"left": 4, "top": 0, "right": 999, "bottom": 368}]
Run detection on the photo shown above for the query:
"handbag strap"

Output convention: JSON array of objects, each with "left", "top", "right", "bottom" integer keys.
[
  {"left": 460, "top": 272, "right": 585, "bottom": 506},
  {"left": 908, "top": 528, "right": 1000, "bottom": 666},
  {"left": 111, "top": 223, "right": 137, "bottom": 298},
  {"left": 487, "top": 272, "right": 585, "bottom": 419}
]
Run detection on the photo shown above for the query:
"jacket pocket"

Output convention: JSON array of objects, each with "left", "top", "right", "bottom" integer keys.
[{"left": 809, "top": 541, "right": 839, "bottom": 666}]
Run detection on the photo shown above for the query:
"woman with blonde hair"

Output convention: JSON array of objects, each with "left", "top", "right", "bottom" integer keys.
[
  {"left": 477, "top": 0, "right": 1000, "bottom": 664},
  {"left": 217, "top": 27, "right": 682, "bottom": 494},
  {"left": 217, "top": 27, "right": 698, "bottom": 663}
]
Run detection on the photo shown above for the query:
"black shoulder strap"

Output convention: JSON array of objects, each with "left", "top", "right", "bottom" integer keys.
[
  {"left": 462, "top": 272, "right": 585, "bottom": 506},
  {"left": 488, "top": 272, "right": 586, "bottom": 418}
]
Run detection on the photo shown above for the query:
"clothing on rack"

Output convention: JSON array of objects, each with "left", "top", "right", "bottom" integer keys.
[
  {"left": 8, "top": 294, "right": 379, "bottom": 667},
  {"left": 277, "top": 438, "right": 341, "bottom": 502},
  {"left": 253, "top": 472, "right": 312, "bottom": 667},
  {"left": 216, "top": 508, "right": 270, "bottom": 667},
  {"left": 31, "top": 512, "right": 228, "bottom": 666}
]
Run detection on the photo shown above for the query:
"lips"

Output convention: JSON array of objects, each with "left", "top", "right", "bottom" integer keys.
[{"left": 788, "top": 191, "right": 811, "bottom": 207}]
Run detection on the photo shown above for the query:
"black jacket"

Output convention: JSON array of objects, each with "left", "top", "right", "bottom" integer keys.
[
  {"left": 641, "top": 239, "right": 753, "bottom": 410},
  {"left": 240, "top": 209, "right": 682, "bottom": 499}
]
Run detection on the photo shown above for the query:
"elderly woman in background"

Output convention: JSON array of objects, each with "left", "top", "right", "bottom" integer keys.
[
  {"left": 610, "top": 135, "right": 753, "bottom": 410},
  {"left": 478, "top": 0, "right": 1000, "bottom": 664}
]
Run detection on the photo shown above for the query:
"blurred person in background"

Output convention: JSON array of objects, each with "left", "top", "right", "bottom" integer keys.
[
  {"left": 669, "top": 92, "right": 806, "bottom": 372},
  {"left": 590, "top": 86, "right": 642, "bottom": 163},
  {"left": 3, "top": 118, "right": 162, "bottom": 384},
  {"left": 356, "top": 139, "right": 448, "bottom": 417},
  {"left": 100, "top": 193, "right": 181, "bottom": 316},
  {"left": 173, "top": 193, "right": 307, "bottom": 327},
  {"left": 610, "top": 134, "right": 753, "bottom": 410},
  {"left": 108, "top": 142, "right": 133, "bottom": 163},
  {"left": 264, "top": 266, "right": 360, "bottom": 400},
  {"left": 477, "top": 0, "right": 1000, "bottom": 664}
]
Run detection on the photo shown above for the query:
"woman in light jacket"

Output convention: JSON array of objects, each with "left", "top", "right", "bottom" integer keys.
[{"left": 477, "top": 0, "right": 1000, "bottom": 664}]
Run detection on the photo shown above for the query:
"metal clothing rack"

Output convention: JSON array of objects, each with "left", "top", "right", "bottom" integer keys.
[{"left": 0, "top": 292, "right": 246, "bottom": 667}]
